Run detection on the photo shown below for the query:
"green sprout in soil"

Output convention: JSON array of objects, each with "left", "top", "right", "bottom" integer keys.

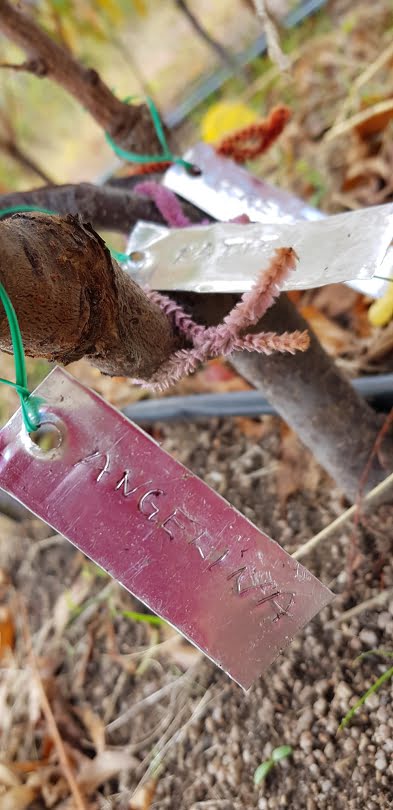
[
  {"left": 254, "top": 745, "right": 293, "bottom": 786},
  {"left": 119, "top": 609, "right": 166, "bottom": 626},
  {"left": 338, "top": 649, "right": 393, "bottom": 732}
]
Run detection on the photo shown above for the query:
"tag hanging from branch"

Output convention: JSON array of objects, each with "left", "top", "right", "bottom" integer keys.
[{"left": 0, "top": 367, "right": 333, "bottom": 688}]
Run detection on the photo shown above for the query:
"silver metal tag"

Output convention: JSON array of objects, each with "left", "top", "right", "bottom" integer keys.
[
  {"left": 125, "top": 208, "right": 393, "bottom": 293},
  {"left": 163, "top": 142, "right": 393, "bottom": 298},
  {"left": 0, "top": 368, "right": 333, "bottom": 689}
]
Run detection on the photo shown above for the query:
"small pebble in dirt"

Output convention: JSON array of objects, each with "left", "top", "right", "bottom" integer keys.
[
  {"left": 296, "top": 707, "right": 314, "bottom": 733},
  {"left": 365, "top": 691, "right": 380, "bottom": 709},
  {"left": 299, "top": 730, "right": 313, "bottom": 753},
  {"left": 314, "top": 697, "right": 328, "bottom": 717},
  {"left": 359, "top": 629, "right": 378, "bottom": 647},
  {"left": 375, "top": 753, "right": 388, "bottom": 771}
]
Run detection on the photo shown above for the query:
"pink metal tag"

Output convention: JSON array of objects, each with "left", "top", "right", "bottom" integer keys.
[{"left": 0, "top": 368, "right": 332, "bottom": 688}]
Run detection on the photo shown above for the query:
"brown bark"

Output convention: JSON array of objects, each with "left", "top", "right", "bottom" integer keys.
[
  {"left": 0, "top": 212, "right": 177, "bottom": 377},
  {"left": 231, "top": 296, "right": 393, "bottom": 501},
  {"left": 0, "top": 182, "right": 207, "bottom": 232},
  {"left": 0, "top": 0, "right": 160, "bottom": 153},
  {"left": 168, "top": 290, "right": 393, "bottom": 501}
]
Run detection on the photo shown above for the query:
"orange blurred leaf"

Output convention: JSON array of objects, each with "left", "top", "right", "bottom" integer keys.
[
  {"left": 0, "top": 606, "right": 14, "bottom": 658},
  {"left": 356, "top": 96, "right": 393, "bottom": 137},
  {"left": 300, "top": 305, "right": 351, "bottom": 355},
  {"left": 276, "top": 424, "right": 321, "bottom": 504}
]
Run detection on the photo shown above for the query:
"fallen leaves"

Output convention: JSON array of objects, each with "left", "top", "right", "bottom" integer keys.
[
  {"left": 78, "top": 749, "right": 136, "bottom": 793},
  {"left": 300, "top": 305, "right": 353, "bottom": 355},
  {"left": 0, "top": 605, "right": 14, "bottom": 658},
  {"left": 0, "top": 785, "right": 39, "bottom": 810},
  {"left": 276, "top": 424, "right": 322, "bottom": 504}
]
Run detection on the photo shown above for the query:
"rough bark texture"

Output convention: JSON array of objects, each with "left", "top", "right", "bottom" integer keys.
[
  {"left": 0, "top": 0, "right": 160, "bottom": 153},
  {"left": 0, "top": 212, "right": 177, "bottom": 377},
  {"left": 0, "top": 183, "right": 207, "bottom": 232},
  {"left": 231, "top": 296, "right": 393, "bottom": 501}
]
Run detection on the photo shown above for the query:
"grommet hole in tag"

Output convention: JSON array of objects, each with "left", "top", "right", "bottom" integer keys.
[
  {"left": 24, "top": 415, "right": 66, "bottom": 460},
  {"left": 128, "top": 250, "right": 146, "bottom": 265}
]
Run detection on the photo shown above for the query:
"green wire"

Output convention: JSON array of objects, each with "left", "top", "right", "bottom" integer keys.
[
  {"left": 105, "top": 95, "right": 196, "bottom": 173},
  {"left": 0, "top": 205, "right": 57, "bottom": 219},
  {"left": 0, "top": 282, "right": 41, "bottom": 432}
]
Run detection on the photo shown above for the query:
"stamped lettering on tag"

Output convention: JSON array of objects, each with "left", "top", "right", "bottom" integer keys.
[{"left": 0, "top": 368, "right": 333, "bottom": 688}]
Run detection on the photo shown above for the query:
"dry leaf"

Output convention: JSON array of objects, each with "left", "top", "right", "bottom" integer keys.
[
  {"left": 356, "top": 100, "right": 393, "bottom": 137},
  {"left": 78, "top": 749, "right": 136, "bottom": 792},
  {"left": 310, "top": 284, "right": 359, "bottom": 319},
  {"left": 77, "top": 706, "right": 106, "bottom": 754},
  {"left": 53, "top": 575, "right": 91, "bottom": 637},
  {"left": 0, "top": 606, "right": 14, "bottom": 658},
  {"left": 129, "top": 779, "right": 157, "bottom": 810},
  {"left": 276, "top": 425, "right": 322, "bottom": 503},
  {"left": 8, "top": 759, "right": 50, "bottom": 774},
  {"left": 300, "top": 305, "right": 352, "bottom": 355},
  {"left": 366, "top": 320, "right": 393, "bottom": 362},
  {"left": 234, "top": 416, "right": 272, "bottom": 440},
  {"left": 0, "top": 785, "right": 38, "bottom": 810},
  {"left": 0, "top": 762, "right": 20, "bottom": 788}
]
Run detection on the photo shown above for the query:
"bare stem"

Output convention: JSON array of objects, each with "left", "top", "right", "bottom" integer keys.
[{"left": 0, "top": 0, "right": 160, "bottom": 153}]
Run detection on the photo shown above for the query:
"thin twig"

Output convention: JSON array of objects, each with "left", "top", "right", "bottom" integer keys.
[
  {"left": 332, "top": 36, "right": 393, "bottom": 126},
  {"left": 292, "top": 470, "right": 393, "bottom": 560},
  {"left": 106, "top": 670, "right": 192, "bottom": 733},
  {"left": 346, "top": 409, "right": 393, "bottom": 580},
  {"left": 252, "top": 0, "right": 289, "bottom": 70},
  {"left": 325, "top": 98, "right": 393, "bottom": 142},
  {"left": 130, "top": 687, "right": 220, "bottom": 800},
  {"left": 0, "top": 60, "right": 41, "bottom": 71},
  {"left": 328, "top": 587, "right": 393, "bottom": 626},
  {"left": 19, "top": 600, "right": 87, "bottom": 810}
]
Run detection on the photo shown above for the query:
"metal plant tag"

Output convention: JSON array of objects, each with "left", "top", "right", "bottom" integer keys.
[
  {"left": 163, "top": 142, "right": 393, "bottom": 298},
  {"left": 164, "top": 142, "right": 322, "bottom": 225},
  {"left": 0, "top": 368, "right": 332, "bottom": 689},
  {"left": 125, "top": 209, "right": 393, "bottom": 293}
]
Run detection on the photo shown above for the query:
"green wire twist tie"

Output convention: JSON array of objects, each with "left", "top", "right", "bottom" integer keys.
[
  {"left": 105, "top": 96, "right": 197, "bottom": 174},
  {"left": 0, "top": 281, "right": 41, "bottom": 433}
]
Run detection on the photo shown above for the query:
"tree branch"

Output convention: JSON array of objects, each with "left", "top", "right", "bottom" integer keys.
[
  {"left": 0, "top": 137, "right": 53, "bottom": 184},
  {"left": 0, "top": 0, "right": 160, "bottom": 153},
  {"left": 0, "top": 212, "right": 178, "bottom": 377},
  {"left": 231, "top": 297, "right": 393, "bottom": 501},
  {"left": 0, "top": 182, "right": 205, "bottom": 232}
]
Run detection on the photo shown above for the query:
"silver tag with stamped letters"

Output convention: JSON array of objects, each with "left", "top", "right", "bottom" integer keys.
[
  {"left": 0, "top": 368, "right": 332, "bottom": 688},
  {"left": 158, "top": 142, "right": 393, "bottom": 297}
]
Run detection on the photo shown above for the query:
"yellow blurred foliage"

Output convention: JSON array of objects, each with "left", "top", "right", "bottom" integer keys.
[
  {"left": 96, "top": 0, "right": 124, "bottom": 25},
  {"left": 133, "top": 0, "right": 148, "bottom": 15},
  {"left": 368, "top": 283, "right": 393, "bottom": 327},
  {"left": 201, "top": 100, "right": 259, "bottom": 144}
]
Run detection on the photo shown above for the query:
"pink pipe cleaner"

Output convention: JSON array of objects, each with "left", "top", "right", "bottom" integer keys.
[
  {"left": 134, "top": 180, "right": 195, "bottom": 227},
  {"left": 135, "top": 247, "right": 309, "bottom": 391}
]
